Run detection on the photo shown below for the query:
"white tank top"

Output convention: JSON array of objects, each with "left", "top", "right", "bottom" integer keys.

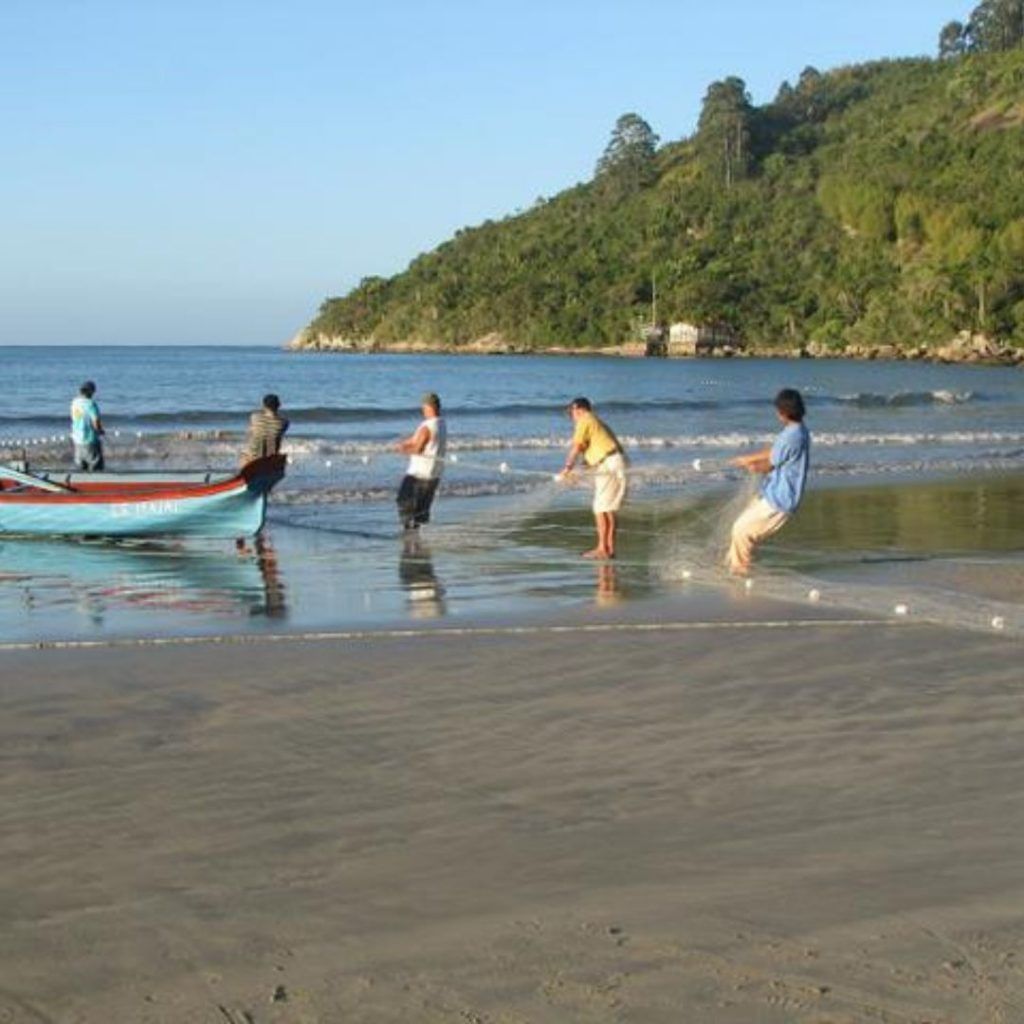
[{"left": 407, "top": 416, "right": 447, "bottom": 480}]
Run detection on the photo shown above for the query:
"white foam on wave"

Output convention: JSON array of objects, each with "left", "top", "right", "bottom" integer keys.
[
  {"left": 834, "top": 388, "right": 977, "bottom": 407},
  {"left": 285, "top": 428, "right": 1024, "bottom": 456},
  {"left": 8, "top": 423, "right": 1024, "bottom": 464}
]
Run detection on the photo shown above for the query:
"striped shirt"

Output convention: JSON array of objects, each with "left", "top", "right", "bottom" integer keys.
[{"left": 245, "top": 409, "right": 289, "bottom": 461}]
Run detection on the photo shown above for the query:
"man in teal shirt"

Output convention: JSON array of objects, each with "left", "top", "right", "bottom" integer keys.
[
  {"left": 70, "top": 380, "right": 105, "bottom": 471},
  {"left": 726, "top": 388, "right": 810, "bottom": 574}
]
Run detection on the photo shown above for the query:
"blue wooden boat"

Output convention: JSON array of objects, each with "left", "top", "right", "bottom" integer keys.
[{"left": 0, "top": 455, "right": 285, "bottom": 538}]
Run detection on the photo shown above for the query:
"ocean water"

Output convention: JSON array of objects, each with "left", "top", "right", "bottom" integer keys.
[{"left": 1, "top": 345, "right": 1022, "bottom": 642}]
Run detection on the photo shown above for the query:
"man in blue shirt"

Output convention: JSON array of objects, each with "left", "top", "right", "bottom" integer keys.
[
  {"left": 726, "top": 388, "right": 810, "bottom": 575},
  {"left": 70, "top": 380, "right": 105, "bottom": 471}
]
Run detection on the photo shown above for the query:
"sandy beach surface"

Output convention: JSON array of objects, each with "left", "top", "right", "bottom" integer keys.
[{"left": 2, "top": 603, "right": 1023, "bottom": 1023}]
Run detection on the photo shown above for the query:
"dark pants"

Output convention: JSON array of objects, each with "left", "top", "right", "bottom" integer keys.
[
  {"left": 397, "top": 475, "right": 439, "bottom": 529},
  {"left": 74, "top": 441, "right": 104, "bottom": 472}
]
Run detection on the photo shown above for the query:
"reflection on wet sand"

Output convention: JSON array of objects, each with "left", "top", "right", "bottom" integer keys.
[
  {"left": 785, "top": 473, "right": 1024, "bottom": 556},
  {"left": 399, "top": 533, "right": 446, "bottom": 618},
  {"left": 0, "top": 533, "right": 288, "bottom": 628},
  {"left": 251, "top": 535, "right": 287, "bottom": 619},
  {"left": 595, "top": 562, "right": 623, "bottom": 607}
]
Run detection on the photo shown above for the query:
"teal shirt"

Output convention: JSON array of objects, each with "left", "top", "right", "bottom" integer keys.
[
  {"left": 760, "top": 421, "right": 810, "bottom": 514},
  {"left": 70, "top": 396, "right": 101, "bottom": 445}
]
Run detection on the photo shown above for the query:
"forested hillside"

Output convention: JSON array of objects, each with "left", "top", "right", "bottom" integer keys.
[{"left": 298, "top": 7, "right": 1024, "bottom": 355}]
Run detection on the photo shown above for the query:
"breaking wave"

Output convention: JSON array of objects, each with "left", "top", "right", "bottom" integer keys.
[
  {"left": 284, "top": 429, "right": 1024, "bottom": 455},
  {"left": 0, "top": 388, "right": 984, "bottom": 433},
  {"left": 6, "top": 427, "right": 1024, "bottom": 466},
  {"left": 828, "top": 389, "right": 978, "bottom": 407}
]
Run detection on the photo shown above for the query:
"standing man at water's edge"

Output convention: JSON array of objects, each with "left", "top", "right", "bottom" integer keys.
[
  {"left": 243, "top": 393, "right": 289, "bottom": 464},
  {"left": 237, "top": 394, "right": 289, "bottom": 553},
  {"left": 396, "top": 392, "right": 447, "bottom": 530},
  {"left": 559, "top": 397, "right": 627, "bottom": 560},
  {"left": 726, "top": 388, "right": 810, "bottom": 575},
  {"left": 70, "top": 380, "right": 105, "bottom": 471}
]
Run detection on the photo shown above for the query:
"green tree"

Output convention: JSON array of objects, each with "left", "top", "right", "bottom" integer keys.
[
  {"left": 793, "top": 66, "right": 825, "bottom": 119},
  {"left": 966, "top": 0, "right": 1024, "bottom": 51},
  {"left": 938, "top": 20, "right": 969, "bottom": 57},
  {"left": 595, "top": 113, "right": 660, "bottom": 196},
  {"left": 697, "top": 77, "right": 753, "bottom": 188}
]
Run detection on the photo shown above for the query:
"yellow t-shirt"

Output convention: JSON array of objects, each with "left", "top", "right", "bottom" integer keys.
[{"left": 572, "top": 411, "right": 621, "bottom": 467}]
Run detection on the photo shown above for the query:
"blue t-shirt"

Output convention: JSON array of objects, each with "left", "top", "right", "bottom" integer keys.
[
  {"left": 760, "top": 421, "right": 810, "bottom": 514},
  {"left": 70, "top": 396, "right": 101, "bottom": 445}
]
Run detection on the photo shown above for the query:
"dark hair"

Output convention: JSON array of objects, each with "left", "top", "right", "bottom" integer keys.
[
  {"left": 421, "top": 391, "right": 441, "bottom": 412},
  {"left": 262, "top": 393, "right": 281, "bottom": 412},
  {"left": 774, "top": 388, "right": 805, "bottom": 422},
  {"left": 569, "top": 396, "right": 592, "bottom": 412},
  {"left": 80, "top": 380, "right": 96, "bottom": 397}
]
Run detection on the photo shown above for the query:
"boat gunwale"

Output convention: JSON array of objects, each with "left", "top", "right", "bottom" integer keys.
[
  {"left": 0, "top": 475, "right": 249, "bottom": 505},
  {"left": 0, "top": 455, "right": 285, "bottom": 506}
]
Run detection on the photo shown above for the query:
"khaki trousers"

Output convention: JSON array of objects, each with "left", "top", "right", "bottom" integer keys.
[
  {"left": 592, "top": 452, "right": 627, "bottom": 513},
  {"left": 727, "top": 496, "right": 789, "bottom": 573}
]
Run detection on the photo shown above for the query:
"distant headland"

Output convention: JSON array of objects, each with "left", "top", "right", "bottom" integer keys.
[{"left": 292, "top": 5, "right": 1024, "bottom": 365}]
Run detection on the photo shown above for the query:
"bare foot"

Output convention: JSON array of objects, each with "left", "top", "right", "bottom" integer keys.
[{"left": 582, "top": 548, "right": 611, "bottom": 560}]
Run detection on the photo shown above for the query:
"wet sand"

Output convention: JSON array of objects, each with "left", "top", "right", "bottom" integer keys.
[{"left": 2, "top": 609, "right": 1023, "bottom": 1023}]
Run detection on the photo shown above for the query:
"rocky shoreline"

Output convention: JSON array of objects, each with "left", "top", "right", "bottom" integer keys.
[{"left": 287, "top": 329, "right": 1024, "bottom": 366}]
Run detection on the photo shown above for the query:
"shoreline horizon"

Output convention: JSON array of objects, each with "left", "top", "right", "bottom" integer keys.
[
  {"left": 3, "top": 467, "right": 1022, "bottom": 646},
  {"left": 286, "top": 329, "right": 1024, "bottom": 367},
  {"left": 4, "top": 339, "right": 1023, "bottom": 366}
]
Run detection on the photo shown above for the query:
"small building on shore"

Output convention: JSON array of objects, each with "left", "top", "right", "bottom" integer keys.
[
  {"left": 667, "top": 321, "right": 739, "bottom": 356},
  {"left": 645, "top": 321, "right": 740, "bottom": 357}
]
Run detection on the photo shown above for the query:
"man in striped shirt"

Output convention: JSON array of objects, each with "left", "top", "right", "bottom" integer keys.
[{"left": 243, "top": 394, "right": 289, "bottom": 464}]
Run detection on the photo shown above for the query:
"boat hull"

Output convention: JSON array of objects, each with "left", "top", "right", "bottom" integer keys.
[{"left": 0, "top": 456, "right": 285, "bottom": 539}]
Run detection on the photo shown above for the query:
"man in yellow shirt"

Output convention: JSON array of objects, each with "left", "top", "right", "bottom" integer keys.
[{"left": 558, "top": 397, "right": 627, "bottom": 559}]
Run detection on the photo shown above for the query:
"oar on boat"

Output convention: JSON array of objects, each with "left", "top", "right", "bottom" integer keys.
[{"left": 0, "top": 464, "right": 75, "bottom": 494}]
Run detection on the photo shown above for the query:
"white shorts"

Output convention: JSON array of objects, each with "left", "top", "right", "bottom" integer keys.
[{"left": 592, "top": 452, "right": 627, "bottom": 514}]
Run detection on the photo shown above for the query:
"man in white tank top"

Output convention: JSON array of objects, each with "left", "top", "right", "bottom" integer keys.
[{"left": 395, "top": 392, "right": 447, "bottom": 529}]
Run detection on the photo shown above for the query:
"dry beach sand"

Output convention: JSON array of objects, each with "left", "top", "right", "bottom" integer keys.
[{"left": 2, "top": 606, "right": 1023, "bottom": 1023}]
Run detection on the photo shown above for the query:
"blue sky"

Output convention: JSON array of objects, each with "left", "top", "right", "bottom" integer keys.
[{"left": 1, "top": 0, "right": 959, "bottom": 345}]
